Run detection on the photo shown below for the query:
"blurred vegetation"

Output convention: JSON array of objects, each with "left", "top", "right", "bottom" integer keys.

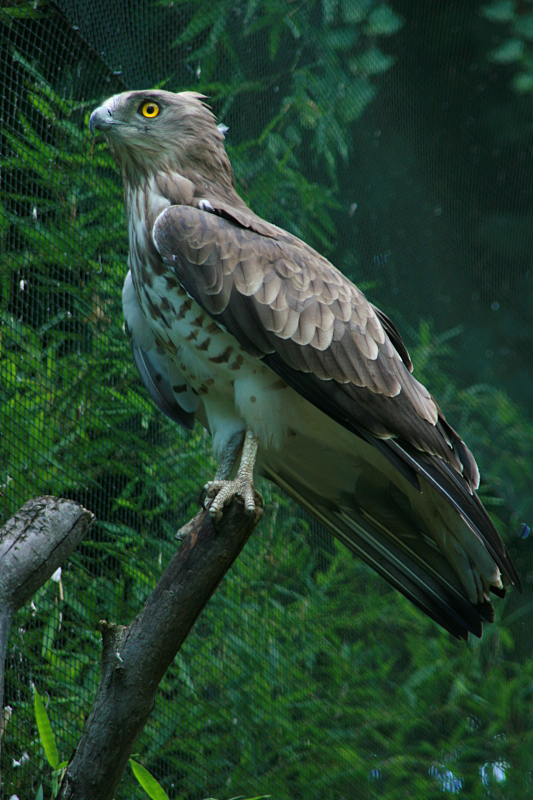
[
  {"left": 1, "top": 1, "right": 532, "bottom": 799},
  {"left": 482, "top": 0, "right": 533, "bottom": 94}
]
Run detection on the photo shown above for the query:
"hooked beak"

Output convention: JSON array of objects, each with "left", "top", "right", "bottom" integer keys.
[{"left": 89, "top": 106, "right": 114, "bottom": 135}]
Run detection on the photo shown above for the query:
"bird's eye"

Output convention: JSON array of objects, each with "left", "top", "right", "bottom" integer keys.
[{"left": 140, "top": 101, "right": 160, "bottom": 119}]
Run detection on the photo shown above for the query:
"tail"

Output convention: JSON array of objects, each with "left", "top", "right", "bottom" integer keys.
[{"left": 262, "top": 457, "right": 515, "bottom": 641}]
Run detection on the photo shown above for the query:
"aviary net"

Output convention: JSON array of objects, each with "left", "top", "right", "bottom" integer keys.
[{"left": 1, "top": 1, "right": 532, "bottom": 798}]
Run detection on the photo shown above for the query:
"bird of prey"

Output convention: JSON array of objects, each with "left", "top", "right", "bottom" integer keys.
[{"left": 89, "top": 89, "right": 520, "bottom": 640}]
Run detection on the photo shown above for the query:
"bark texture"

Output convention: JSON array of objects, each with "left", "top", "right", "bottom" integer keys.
[
  {"left": 0, "top": 496, "right": 95, "bottom": 755},
  {"left": 57, "top": 497, "right": 262, "bottom": 800}
]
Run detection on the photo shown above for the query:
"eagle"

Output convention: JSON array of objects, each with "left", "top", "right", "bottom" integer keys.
[{"left": 89, "top": 90, "right": 520, "bottom": 640}]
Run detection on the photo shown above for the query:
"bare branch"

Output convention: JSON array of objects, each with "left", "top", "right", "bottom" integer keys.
[
  {"left": 0, "top": 496, "right": 95, "bottom": 612},
  {"left": 0, "top": 497, "right": 95, "bottom": 754},
  {"left": 57, "top": 497, "right": 262, "bottom": 800}
]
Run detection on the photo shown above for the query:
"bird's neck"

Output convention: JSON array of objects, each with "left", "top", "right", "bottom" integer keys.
[
  {"left": 123, "top": 160, "right": 248, "bottom": 217},
  {"left": 122, "top": 165, "right": 251, "bottom": 248}
]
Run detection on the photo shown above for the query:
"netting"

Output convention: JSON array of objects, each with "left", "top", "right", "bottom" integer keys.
[{"left": 1, "top": 1, "right": 532, "bottom": 798}]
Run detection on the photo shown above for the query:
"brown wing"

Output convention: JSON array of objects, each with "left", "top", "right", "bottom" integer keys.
[
  {"left": 154, "top": 204, "right": 476, "bottom": 481},
  {"left": 153, "top": 204, "right": 520, "bottom": 594}
]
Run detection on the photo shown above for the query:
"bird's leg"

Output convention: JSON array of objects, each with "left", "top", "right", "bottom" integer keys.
[
  {"left": 205, "top": 429, "right": 260, "bottom": 520},
  {"left": 213, "top": 430, "right": 245, "bottom": 481}
]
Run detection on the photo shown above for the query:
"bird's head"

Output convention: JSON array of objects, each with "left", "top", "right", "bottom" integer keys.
[{"left": 89, "top": 90, "right": 233, "bottom": 188}]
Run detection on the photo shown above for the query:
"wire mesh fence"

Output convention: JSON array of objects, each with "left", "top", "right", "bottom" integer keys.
[{"left": 1, "top": 1, "right": 532, "bottom": 798}]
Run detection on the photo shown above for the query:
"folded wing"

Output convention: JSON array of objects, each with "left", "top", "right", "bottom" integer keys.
[{"left": 151, "top": 203, "right": 520, "bottom": 638}]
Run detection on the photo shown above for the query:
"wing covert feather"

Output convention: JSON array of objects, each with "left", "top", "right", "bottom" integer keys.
[{"left": 153, "top": 204, "right": 475, "bottom": 485}]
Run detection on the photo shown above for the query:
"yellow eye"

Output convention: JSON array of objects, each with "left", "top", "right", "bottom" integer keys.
[{"left": 140, "top": 101, "right": 160, "bottom": 119}]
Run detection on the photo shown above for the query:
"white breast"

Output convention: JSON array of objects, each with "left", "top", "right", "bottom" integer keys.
[{"left": 125, "top": 178, "right": 308, "bottom": 460}]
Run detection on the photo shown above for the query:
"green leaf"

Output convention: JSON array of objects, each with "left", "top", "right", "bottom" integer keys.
[
  {"left": 33, "top": 685, "right": 60, "bottom": 769},
  {"left": 489, "top": 38, "right": 525, "bottom": 63},
  {"left": 511, "top": 71, "right": 533, "bottom": 93},
  {"left": 514, "top": 12, "right": 533, "bottom": 39},
  {"left": 481, "top": 0, "right": 515, "bottom": 22},
  {"left": 350, "top": 46, "right": 395, "bottom": 76},
  {"left": 341, "top": 0, "right": 373, "bottom": 24},
  {"left": 34, "top": 785, "right": 44, "bottom": 800},
  {"left": 322, "top": 0, "right": 338, "bottom": 26},
  {"left": 173, "top": 5, "right": 219, "bottom": 46},
  {"left": 364, "top": 4, "right": 403, "bottom": 36},
  {"left": 4, "top": 4, "right": 45, "bottom": 19},
  {"left": 239, "top": 796, "right": 272, "bottom": 799},
  {"left": 130, "top": 759, "right": 170, "bottom": 800}
]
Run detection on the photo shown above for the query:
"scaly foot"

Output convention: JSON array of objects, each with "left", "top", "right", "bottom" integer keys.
[
  {"left": 205, "top": 429, "right": 260, "bottom": 520},
  {"left": 205, "top": 475, "right": 257, "bottom": 520}
]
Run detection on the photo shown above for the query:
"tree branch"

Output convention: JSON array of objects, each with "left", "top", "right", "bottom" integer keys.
[
  {"left": 57, "top": 497, "right": 262, "bottom": 800},
  {"left": 0, "top": 497, "right": 95, "bottom": 753}
]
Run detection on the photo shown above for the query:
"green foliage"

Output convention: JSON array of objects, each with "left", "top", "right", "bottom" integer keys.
[
  {"left": 32, "top": 685, "right": 68, "bottom": 797},
  {"left": 33, "top": 685, "right": 60, "bottom": 770},
  {"left": 482, "top": 0, "right": 533, "bottom": 93},
  {"left": 131, "top": 759, "right": 172, "bottom": 800},
  {"left": 409, "top": 322, "right": 533, "bottom": 526},
  {"left": 164, "top": 0, "right": 401, "bottom": 189},
  {"left": 0, "top": 67, "right": 129, "bottom": 518},
  {"left": 129, "top": 760, "right": 270, "bottom": 800}
]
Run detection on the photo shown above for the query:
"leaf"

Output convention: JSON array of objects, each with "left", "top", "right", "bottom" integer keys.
[
  {"left": 341, "top": 0, "right": 374, "bottom": 24},
  {"left": 239, "top": 796, "right": 272, "bottom": 799},
  {"left": 130, "top": 759, "right": 170, "bottom": 800},
  {"left": 511, "top": 71, "right": 533, "bottom": 93},
  {"left": 173, "top": 5, "right": 220, "bottom": 46},
  {"left": 481, "top": 0, "right": 515, "bottom": 22},
  {"left": 488, "top": 39, "right": 525, "bottom": 63},
  {"left": 514, "top": 12, "right": 533, "bottom": 40},
  {"left": 321, "top": 0, "right": 338, "bottom": 26},
  {"left": 350, "top": 46, "right": 395, "bottom": 76},
  {"left": 364, "top": 4, "right": 403, "bottom": 36},
  {"left": 33, "top": 685, "right": 60, "bottom": 769},
  {"left": 4, "top": 5, "right": 45, "bottom": 20}
]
